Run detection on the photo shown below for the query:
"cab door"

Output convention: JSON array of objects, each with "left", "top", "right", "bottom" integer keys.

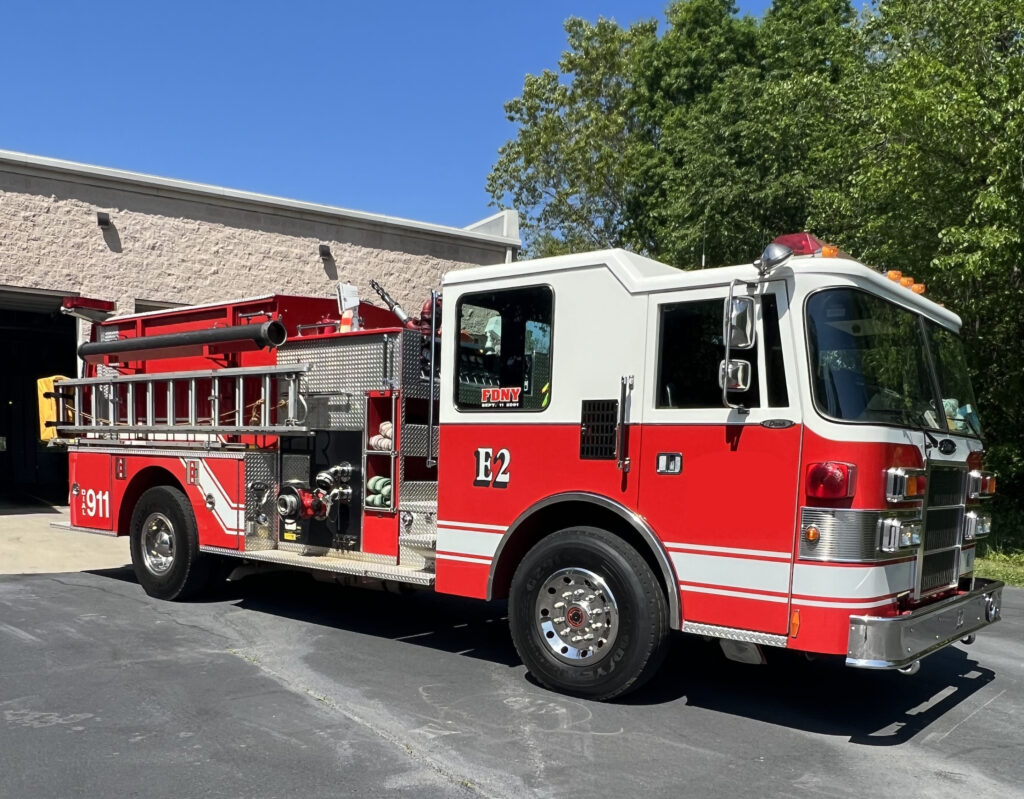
[{"left": 637, "top": 281, "right": 801, "bottom": 635}]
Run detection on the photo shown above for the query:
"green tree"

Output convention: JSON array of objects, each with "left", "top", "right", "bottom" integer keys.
[
  {"left": 486, "top": 16, "right": 658, "bottom": 256},
  {"left": 638, "top": 0, "right": 860, "bottom": 266},
  {"left": 810, "top": 0, "right": 1024, "bottom": 517}
]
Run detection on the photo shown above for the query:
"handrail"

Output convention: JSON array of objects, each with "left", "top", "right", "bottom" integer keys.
[{"left": 56, "top": 362, "right": 310, "bottom": 387}]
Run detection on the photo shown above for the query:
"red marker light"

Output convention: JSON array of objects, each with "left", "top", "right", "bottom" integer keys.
[
  {"left": 807, "top": 462, "right": 857, "bottom": 499},
  {"left": 63, "top": 296, "right": 115, "bottom": 312}
]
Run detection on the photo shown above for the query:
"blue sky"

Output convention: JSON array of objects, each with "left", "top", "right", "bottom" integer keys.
[{"left": 1, "top": 1, "right": 772, "bottom": 229}]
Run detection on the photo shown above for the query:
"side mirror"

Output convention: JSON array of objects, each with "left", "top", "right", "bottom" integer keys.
[
  {"left": 725, "top": 296, "right": 756, "bottom": 350},
  {"left": 719, "top": 359, "right": 752, "bottom": 392}
]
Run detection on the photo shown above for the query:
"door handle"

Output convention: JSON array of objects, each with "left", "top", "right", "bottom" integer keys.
[{"left": 656, "top": 453, "right": 683, "bottom": 474}]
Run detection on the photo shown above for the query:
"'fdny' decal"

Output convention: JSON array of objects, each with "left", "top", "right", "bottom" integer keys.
[
  {"left": 480, "top": 387, "right": 522, "bottom": 407},
  {"left": 474, "top": 447, "right": 511, "bottom": 488}
]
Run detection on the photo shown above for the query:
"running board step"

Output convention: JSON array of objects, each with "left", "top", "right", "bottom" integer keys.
[
  {"left": 201, "top": 545, "right": 435, "bottom": 586},
  {"left": 50, "top": 520, "right": 118, "bottom": 537},
  {"left": 398, "top": 533, "right": 437, "bottom": 549}
]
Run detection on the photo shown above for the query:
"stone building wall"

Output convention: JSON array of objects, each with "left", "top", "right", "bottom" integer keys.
[{"left": 0, "top": 151, "right": 519, "bottom": 315}]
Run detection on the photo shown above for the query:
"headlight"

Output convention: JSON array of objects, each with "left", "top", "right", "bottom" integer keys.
[
  {"left": 879, "top": 517, "right": 922, "bottom": 553},
  {"left": 964, "top": 511, "right": 992, "bottom": 540}
]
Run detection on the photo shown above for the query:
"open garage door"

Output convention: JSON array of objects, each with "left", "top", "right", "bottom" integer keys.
[{"left": 0, "top": 287, "right": 78, "bottom": 506}]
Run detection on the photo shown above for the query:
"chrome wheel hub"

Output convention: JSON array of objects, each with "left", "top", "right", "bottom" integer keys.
[
  {"left": 142, "top": 512, "right": 175, "bottom": 575},
  {"left": 535, "top": 567, "right": 618, "bottom": 664}
]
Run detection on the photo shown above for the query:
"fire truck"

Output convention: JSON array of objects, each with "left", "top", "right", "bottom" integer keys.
[{"left": 43, "top": 233, "right": 1004, "bottom": 700}]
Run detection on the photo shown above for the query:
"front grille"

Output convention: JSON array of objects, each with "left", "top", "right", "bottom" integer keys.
[
  {"left": 921, "top": 550, "right": 958, "bottom": 593},
  {"left": 918, "top": 465, "right": 967, "bottom": 597},
  {"left": 927, "top": 467, "right": 965, "bottom": 507},
  {"left": 923, "top": 507, "right": 961, "bottom": 551}
]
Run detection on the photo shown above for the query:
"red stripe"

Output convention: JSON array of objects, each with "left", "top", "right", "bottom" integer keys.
[
  {"left": 795, "top": 555, "right": 917, "bottom": 567},
  {"left": 667, "top": 547, "right": 791, "bottom": 563},
  {"left": 792, "top": 591, "right": 900, "bottom": 604},
  {"left": 678, "top": 580, "right": 790, "bottom": 599},
  {"left": 436, "top": 550, "right": 492, "bottom": 562}
]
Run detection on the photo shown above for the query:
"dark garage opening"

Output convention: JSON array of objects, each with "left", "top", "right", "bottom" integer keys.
[{"left": 0, "top": 297, "right": 77, "bottom": 507}]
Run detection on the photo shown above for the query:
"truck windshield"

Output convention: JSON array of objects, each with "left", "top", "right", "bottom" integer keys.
[{"left": 806, "top": 288, "right": 982, "bottom": 437}]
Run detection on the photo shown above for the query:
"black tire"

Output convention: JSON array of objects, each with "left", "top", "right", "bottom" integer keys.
[
  {"left": 509, "top": 527, "right": 669, "bottom": 700},
  {"left": 129, "top": 485, "right": 218, "bottom": 601}
]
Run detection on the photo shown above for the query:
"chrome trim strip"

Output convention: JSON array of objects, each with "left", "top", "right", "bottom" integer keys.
[
  {"left": 485, "top": 492, "right": 682, "bottom": 630},
  {"left": 682, "top": 621, "right": 788, "bottom": 648},
  {"left": 798, "top": 507, "right": 919, "bottom": 562}
]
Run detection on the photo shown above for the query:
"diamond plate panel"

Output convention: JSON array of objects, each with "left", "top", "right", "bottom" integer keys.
[
  {"left": 399, "top": 330, "right": 437, "bottom": 400},
  {"left": 397, "top": 495, "right": 437, "bottom": 570},
  {"left": 400, "top": 425, "right": 430, "bottom": 457},
  {"left": 244, "top": 452, "right": 279, "bottom": 551},
  {"left": 199, "top": 545, "right": 434, "bottom": 585},
  {"left": 399, "top": 480, "right": 437, "bottom": 511},
  {"left": 682, "top": 622, "right": 788, "bottom": 648},
  {"left": 279, "top": 336, "right": 391, "bottom": 429}
]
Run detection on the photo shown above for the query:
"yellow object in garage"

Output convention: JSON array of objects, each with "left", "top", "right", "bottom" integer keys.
[{"left": 37, "top": 375, "right": 71, "bottom": 441}]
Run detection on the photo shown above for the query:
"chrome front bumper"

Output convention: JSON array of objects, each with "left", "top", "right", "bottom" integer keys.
[{"left": 846, "top": 578, "right": 1004, "bottom": 669}]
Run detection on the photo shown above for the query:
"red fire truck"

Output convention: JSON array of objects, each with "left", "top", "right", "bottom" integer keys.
[{"left": 44, "top": 234, "right": 1004, "bottom": 699}]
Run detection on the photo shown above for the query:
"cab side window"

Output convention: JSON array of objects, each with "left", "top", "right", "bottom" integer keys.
[
  {"left": 656, "top": 298, "right": 761, "bottom": 409},
  {"left": 455, "top": 285, "right": 553, "bottom": 411}
]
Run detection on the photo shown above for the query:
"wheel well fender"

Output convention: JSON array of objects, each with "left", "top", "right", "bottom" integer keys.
[
  {"left": 487, "top": 493, "right": 681, "bottom": 629},
  {"left": 116, "top": 466, "right": 184, "bottom": 536}
]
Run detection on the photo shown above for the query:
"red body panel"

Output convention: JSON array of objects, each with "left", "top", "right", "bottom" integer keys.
[
  {"left": 638, "top": 423, "right": 803, "bottom": 635},
  {"left": 435, "top": 423, "right": 639, "bottom": 597},
  {"left": 799, "top": 430, "right": 924, "bottom": 510},
  {"left": 362, "top": 512, "right": 399, "bottom": 557},
  {"left": 70, "top": 450, "right": 245, "bottom": 551},
  {"left": 69, "top": 452, "right": 113, "bottom": 530}
]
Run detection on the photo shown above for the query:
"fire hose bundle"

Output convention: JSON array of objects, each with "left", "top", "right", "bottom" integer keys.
[
  {"left": 368, "top": 420, "right": 393, "bottom": 451},
  {"left": 365, "top": 475, "right": 392, "bottom": 507}
]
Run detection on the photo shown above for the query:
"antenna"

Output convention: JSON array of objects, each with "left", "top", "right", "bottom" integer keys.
[{"left": 701, "top": 216, "right": 707, "bottom": 269}]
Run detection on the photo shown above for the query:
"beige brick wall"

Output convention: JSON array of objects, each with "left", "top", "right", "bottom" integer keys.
[{"left": 0, "top": 163, "right": 513, "bottom": 315}]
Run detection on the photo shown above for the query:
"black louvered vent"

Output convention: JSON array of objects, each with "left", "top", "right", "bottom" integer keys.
[{"left": 580, "top": 400, "right": 618, "bottom": 460}]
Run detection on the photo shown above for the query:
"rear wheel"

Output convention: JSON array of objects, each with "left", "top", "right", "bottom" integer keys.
[
  {"left": 129, "top": 485, "right": 218, "bottom": 600},
  {"left": 509, "top": 527, "right": 669, "bottom": 700}
]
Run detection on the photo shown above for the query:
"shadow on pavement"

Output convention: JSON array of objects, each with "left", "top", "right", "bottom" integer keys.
[
  {"left": 87, "top": 565, "right": 520, "bottom": 666},
  {"left": 0, "top": 496, "right": 64, "bottom": 515},
  {"left": 627, "top": 631, "right": 995, "bottom": 745},
  {"left": 85, "top": 564, "right": 998, "bottom": 741}
]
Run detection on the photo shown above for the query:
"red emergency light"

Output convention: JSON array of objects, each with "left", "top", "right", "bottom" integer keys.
[
  {"left": 806, "top": 461, "right": 857, "bottom": 500},
  {"left": 63, "top": 296, "right": 115, "bottom": 312},
  {"left": 772, "top": 233, "right": 839, "bottom": 258}
]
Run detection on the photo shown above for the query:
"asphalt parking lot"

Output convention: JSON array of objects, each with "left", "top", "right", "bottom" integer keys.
[{"left": 2, "top": 503, "right": 1022, "bottom": 798}]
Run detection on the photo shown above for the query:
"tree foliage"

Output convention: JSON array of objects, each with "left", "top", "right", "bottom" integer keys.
[{"left": 489, "top": 0, "right": 1024, "bottom": 538}]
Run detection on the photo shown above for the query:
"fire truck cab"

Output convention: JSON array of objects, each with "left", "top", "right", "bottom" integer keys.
[{"left": 48, "top": 237, "right": 1004, "bottom": 700}]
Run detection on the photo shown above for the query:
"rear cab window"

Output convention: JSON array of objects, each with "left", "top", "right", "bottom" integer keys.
[{"left": 455, "top": 285, "right": 553, "bottom": 412}]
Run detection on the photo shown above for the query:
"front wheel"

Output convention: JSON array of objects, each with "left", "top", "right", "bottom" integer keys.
[
  {"left": 509, "top": 527, "right": 669, "bottom": 700},
  {"left": 129, "top": 485, "right": 218, "bottom": 600}
]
